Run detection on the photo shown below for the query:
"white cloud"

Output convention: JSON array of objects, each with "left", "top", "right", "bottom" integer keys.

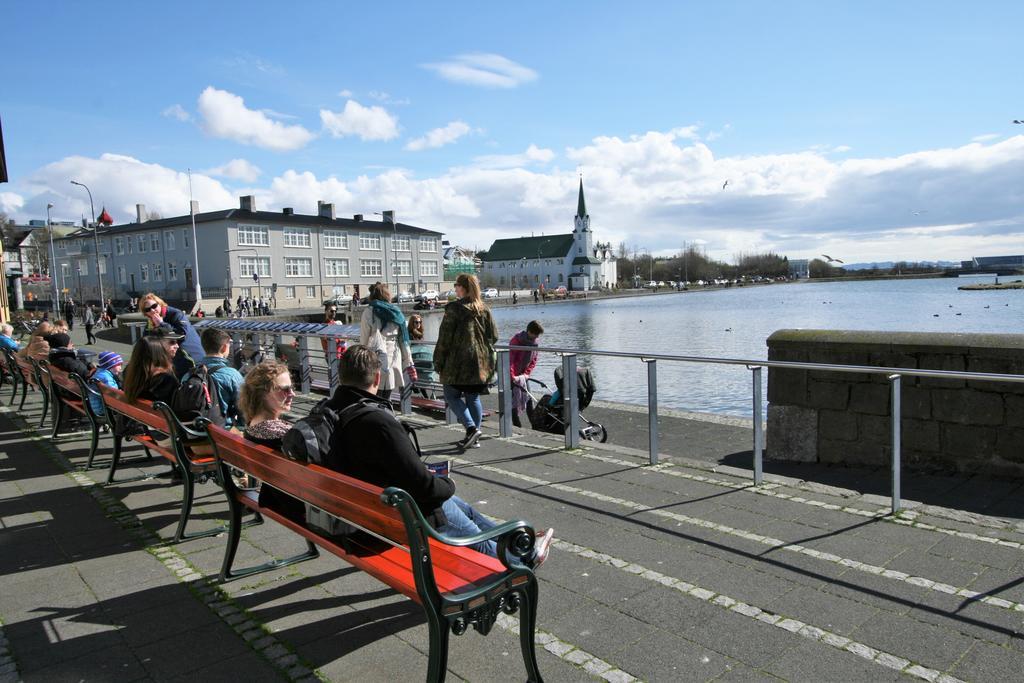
[
  {"left": 197, "top": 86, "right": 314, "bottom": 151},
  {"left": 405, "top": 121, "right": 472, "bottom": 151},
  {"left": 1, "top": 191, "right": 25, "bottom": 214},
  {"left": 971, "top": 133, "right": 1000, "bottom": 143},
  {"left": 203, "top": 158, "right": 262, "bottom": 183},
  {"left": 338, "top": 89, "right": 353, "bottom": 98},
  {"left": 422, "top": 53, "right": 537, "bottom": 89},
  {"left": 259, "top": 109, "right": 298, "bottom": 121},
  {"left": 162, "top": 104, "right": 191, "bottom": 122},
  {"left": 368, "top": 91, "right": 410, "bottom": 105},
  {"left": 9, "top": 132, "right": 1024, "bottom": 264},
  {"left": 833, "top": 145, "right": 852, "bottom": 153},
  {"left": 471, "top": 144, "right": 555, "bottom": 169},
  {"left": 320, "top": 100, "right": 399, "bottom": 141}
]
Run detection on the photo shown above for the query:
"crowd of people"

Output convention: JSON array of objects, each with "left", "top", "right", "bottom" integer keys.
[
  {"left": 2, "top": 275, "right": 553, "bottom": 567},
  {"left": 216, "top": 296, "right": 272, "bottom": 318}
]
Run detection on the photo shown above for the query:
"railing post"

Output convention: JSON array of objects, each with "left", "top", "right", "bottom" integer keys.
[
  {"left": 890, "top": 374, "right": 902, "bottom": 514},
  {"left": 643, "top": 359, "right": 659, "bottom": 465},
  {"left": 297, "top": 335, "right": 311, "bottom": 395},
  {"left": 562, "top": 354, "right": 579, "bottom": 449},
  {"left": 751, "top": 365, "right": 764, "bottom": 485},
  {"left": 399, "top": 381, "right": 412, "bottom": 415},
  {"left": 497, "top": 349, "right": 513, "bottom": 437}
]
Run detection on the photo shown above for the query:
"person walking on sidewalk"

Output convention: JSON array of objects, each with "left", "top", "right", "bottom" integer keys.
[
  {"left": 433, "top": 273, "right": 498, "bottom": 451},
  {"left": 63, "top": 298, "right": 76, "bottom": 331},
  {"left": 83, "top": 304, "right": 97, "bottom": 345},
  {"left": 509, "top": 320, "right": 544, "bottom": 427}
]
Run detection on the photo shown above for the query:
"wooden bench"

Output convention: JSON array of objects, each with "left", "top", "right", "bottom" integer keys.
[
  {"left": 1, "top": 348, "right": 22, "bottom": 407},
  {"left": 41, "top": 362, "right": 105, "bottom": 465},
  {"left": 202, "top": 422, "right": 544, "bottom": 683},
  {"left": 13, "top": 354, "right": 48, "bottom": 426},
  {"left": 97, "top": 385, "right": 229, "bottom": 543}
]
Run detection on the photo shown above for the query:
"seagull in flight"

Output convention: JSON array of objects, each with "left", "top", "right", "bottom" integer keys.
[
  {"left": 911, "top": 209, "right": 928, "bottom": 216},
  {"left": 722, "top": 180, "right": 730, "bottom": 190},
  {"left": 1014, "top": 120, "right": 1023, "bottom": 124},
  {"left": 821, "top": 254, "right": 845, "bottom": 264}
]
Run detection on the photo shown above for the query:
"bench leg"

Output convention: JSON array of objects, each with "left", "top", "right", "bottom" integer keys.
[
  {"left": 106, "top": 435, "right": 123, "bottom": 484},
  {"left": 38, "top": 387, "right": 49, "bottom": 429},
  {"left": 425, "top": 611, "right": 451, "bottom": 683},
  {"left": 18, "top": 378, "right": 28, "bottom": 410},
  {"left": 517, "top": 581, "right": 544, "bottom": 683},
  {"left": 219, "top": 497, "right": 316, "bottom": 581},
  {"left": 86, "top": 422, "right": 100, "bottom": 469},
  {"left": 7, "top": 377, "right": 16, "bottom": 406},
  {"left": 50, "top": 394, "right": 64, "bottom": 440}
]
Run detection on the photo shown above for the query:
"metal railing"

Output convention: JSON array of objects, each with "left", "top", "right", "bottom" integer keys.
[{"left": 197, "top": 320, "right": 1024, "bottom": 515}]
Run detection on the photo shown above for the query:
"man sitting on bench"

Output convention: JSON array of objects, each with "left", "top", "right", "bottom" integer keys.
[{"left": 325, "top": 344, "right": 554, "bottom": 567}]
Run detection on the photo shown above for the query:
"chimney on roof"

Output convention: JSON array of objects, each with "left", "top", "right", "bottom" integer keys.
[
  {"left": 239, "top": 195, "right": 255, "bottom": 212},
  {"left": 282, "top": 207, "right": 294, "bottom": 215},
  {"left": 136, "top": 204, "right": 146, "bottom": 224},
  {"left": 353, "top": 214, "right": 363, "bottom": 221},
  {"left": 317, "top": 201, "right": 335, "bottom": 220},
  {"left": 190, "top": 200, "right": 199, "bottom": 216}
]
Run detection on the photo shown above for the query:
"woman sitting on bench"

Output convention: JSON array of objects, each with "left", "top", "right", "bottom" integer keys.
[
  {"left": 238, "top": 360, "right": 305, "bottom": 522},
  {"left": 122, "top": 337, "right": 180, "bottom": 451}
]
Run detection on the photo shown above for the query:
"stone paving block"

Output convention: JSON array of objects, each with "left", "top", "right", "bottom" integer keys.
[
  {"left": 301, "top": 626, "right": 439, "bottom": 681},
  {"left": 821, "top": 566, "right": 916, "bottom": 614},
  {"left": 166, "top": 650, "right": 286, "bottom": 682},
  {"left": 953, "top": 639, "right": 1024, "bottom": 681},
  {"left": 8, "top": 609, "right": 124, "bottom": 673},
  {"left": 133, "top": 621, "right": 250, "bottom": 679},
  {"left": 765, "top": 585, "right": 880, "bottom": 637},
  {"left": 907, "top": 590, "right": 1014, "bottom": 647},
  {"left": 709, "top": 661, "right": 784, "bottom": 681},
  {"left": 541, "top": 552, "right": 656, "bottom": 610},
  {"left": 110, "top": 590, "right": 221, "bottom": 647},
  {"left": 886, "top": 547, "right": 987, "bottom": 590},
  {"left": 692, "top": 562, "right": 801, "bottom": 608},
  {"left": 764, "top": 639, "right": 900, "bottom": 682},
  {"left": 547, "top": 602, "right": 658, "bottom": 660},
  {"left": 17, "top": 640, "right": 149, "bottom": 682},
  {"left": 967, "top": 566, "right": 1024, "bottom": 604},
  {"left": 609, "top": 626, "right": 734, "bottom": 682},
  {"left": 850, "top": 610, "right": 976, "bottom": 672}
]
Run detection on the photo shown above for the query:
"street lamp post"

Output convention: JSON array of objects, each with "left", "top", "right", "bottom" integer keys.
[
  {"left": 187, "top": 169, "right": 202, "bottom": 309},
  {"left": 46, "top": 203, "right": 59, "bottom": 316},
  {"left": 375, "top": 211, "right": 398, "bottom": 296},
  {"left": 69, "top": 180, "right": 104, "bottom": 306}
]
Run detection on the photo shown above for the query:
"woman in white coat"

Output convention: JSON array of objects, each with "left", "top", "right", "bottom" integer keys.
[{"left": 360, "top": 283, "right": 417, "bottom": 397}]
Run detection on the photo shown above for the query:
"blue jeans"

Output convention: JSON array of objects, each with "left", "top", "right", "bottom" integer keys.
[
  {"left": 443, "top": 385, "right": 482, "bottom": 430},
  {"left": 438, "top": 495, "right": 497, "bottom": 556}
]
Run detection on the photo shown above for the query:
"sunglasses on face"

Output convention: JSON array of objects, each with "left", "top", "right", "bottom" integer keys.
[
  {"left": 143, "top": 303, "right": 160, "bottom": 313},
  {"left": 274, "top": 384, "right": 295, "bottom": 395}
]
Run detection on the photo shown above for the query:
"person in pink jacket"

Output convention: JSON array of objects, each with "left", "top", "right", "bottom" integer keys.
[{"left": 509, "top": 320, "right": 544, "bottom": 427}]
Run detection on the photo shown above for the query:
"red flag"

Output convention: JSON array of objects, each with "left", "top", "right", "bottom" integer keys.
[{"left": 98, "top": 207, "right": 114, "bottom": 225}]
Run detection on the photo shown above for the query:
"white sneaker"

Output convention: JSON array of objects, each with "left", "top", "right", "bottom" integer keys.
[
  {"left": 461, "top": 428, "right": 482, "bottom": 450},
  {"left": 532, "top": 528, "right": 555, "bottom": 569}
]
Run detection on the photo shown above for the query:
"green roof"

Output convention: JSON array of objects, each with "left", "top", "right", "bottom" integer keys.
[
  {"left": 572, "top": 256, "right": 602, "bottom": 265},
  {"left": 576, "top": 178, "right": 587, "bottom": 217},
  {"left": 482, "top": 234, "right": 574, "bottom": 261}
]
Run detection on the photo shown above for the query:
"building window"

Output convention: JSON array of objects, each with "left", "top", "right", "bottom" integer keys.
[
  {"left": 557, "top": 273, "right": 563, "bottom": 283},
  {"left": 392, "top": 260, "right": 411, "bottom": 277},
  {"left": 393, "top": 235, "right": 410, "bottom": 252},
  {"left": 306, "top": 286, "right": 316, "bottom": 298},
  {"left": 168, "top": 261, "right": 178, "bottom": 281},
  {"left": 57, "top": 241, "right": 66, "bottom": 252},
  {"left": 137, "top": 235, "right": 147, "bottom": 253},
  {"left": 419, "top": 261, "right": 439, "bottom": 277},
  {"left": 360, "top": 259, "right": 383, "bottom": 277},
  {"left": 283, "top": 227, "right": 311, "bottom": 248},
  {"left": 359, "top": 233, "right": 381, "bottom": 250},
  {"left": 239, "top": 256, "right": 271, "bottom": 278},
  {"left": 238, "top": 224, "right": 269, "bottom": 246},
  {"left": 153, "top": 262, "right": 163, "bottom": 281},
  {"left": 117, "top": 265, "right": 127, "bottom": 284},
  {"left": 150, "top": 233, "right": 160, "bottom": 251},
  {"left": 284, "top": 285, "right": 295, "bottom": 299},
  {"left": 140, "top": 264, "right": 149, "bottom": 282},
  {"left": 126, "top": 237, "right": 133, "bottom": 254},
  {"left": 98, "top": 258, "right": 107, "bottom": 275},
  {"left": 323, "top": 230, "right": 348, "bottom": 249},
  {"left": 77, "top": 259, "right": 88, "bottom": 276},
  {"left": 325, "top": 258, "right": 349, "bottom": 277},
  {"left": 285, "top": 257, "right": 312, "bottom": 277},
  {"left": 183, "top": 229, "right": 190, "bottom": 248},
  {"left": 115, "top": 237, "right": 125, "bottom": 256},
  {"left": 164, "top": 231, "right": 176, "bottom": 250},
  {"left": 419, "top": 236, "right": 438, "bottom": 253}
]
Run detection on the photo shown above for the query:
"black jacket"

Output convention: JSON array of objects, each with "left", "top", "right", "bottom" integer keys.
[
  {"left": 325, "top": 386, "right": 455, "bottom": 528},
  {"left": 48, "top": 347, "right": 90, "bottom": 378}
]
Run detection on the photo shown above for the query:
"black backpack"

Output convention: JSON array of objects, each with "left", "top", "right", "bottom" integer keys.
[
  {"left": 232, "top": 347, "right": 264, "bottom": 377},
  {"left": 281, "top": 397, "right": 377, "bottom": 465},
  {"left": 171, "top": 364, "right": 226, "bottom": 426}
]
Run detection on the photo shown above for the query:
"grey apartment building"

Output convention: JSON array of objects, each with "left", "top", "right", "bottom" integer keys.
[{"left": 51, "top": 196, "right": 445, "bottom": 308}]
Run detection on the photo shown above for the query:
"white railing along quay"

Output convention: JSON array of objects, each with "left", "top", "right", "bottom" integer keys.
[{"left": 198, "top": 320, "right": 1024, "bottom": 515}]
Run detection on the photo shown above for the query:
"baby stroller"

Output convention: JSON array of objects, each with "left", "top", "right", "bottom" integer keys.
[{"left": 526, "top": 366, "right": 607, "bottom": 442}]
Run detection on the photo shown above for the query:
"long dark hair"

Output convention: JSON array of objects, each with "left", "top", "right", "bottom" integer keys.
[{"left": 123, "top": 337, "right": 173, "bottom": 401}]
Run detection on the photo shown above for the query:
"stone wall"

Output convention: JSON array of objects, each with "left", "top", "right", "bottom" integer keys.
[{"left": 767, "top": 330, "right": 1024, "bottom": 476}]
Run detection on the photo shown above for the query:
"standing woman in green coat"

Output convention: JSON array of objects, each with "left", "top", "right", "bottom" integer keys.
[{"left": 433, "top": 273, "right": 498, "bottom": 450}]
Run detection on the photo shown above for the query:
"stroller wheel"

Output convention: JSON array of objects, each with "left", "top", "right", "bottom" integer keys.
[{"left": 581, "top": 423, "right": 608, "bottom": 443}]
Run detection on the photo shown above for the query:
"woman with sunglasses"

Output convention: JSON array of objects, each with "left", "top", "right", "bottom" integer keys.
[
  {"left": 238, "top": 360, "right": 304, "bottom": 521},
  {"left": 138, "top": 292, "right": 204, "bottom": 379}
]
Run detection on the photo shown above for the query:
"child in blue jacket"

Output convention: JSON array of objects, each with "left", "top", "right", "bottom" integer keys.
[{"left": 88, "top": 351, "right": 123, "bottom": 416}]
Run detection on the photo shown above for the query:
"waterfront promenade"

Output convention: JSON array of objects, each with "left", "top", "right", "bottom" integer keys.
[{"left": 2, "top": 326, "right": 1024, "bottom": 680}]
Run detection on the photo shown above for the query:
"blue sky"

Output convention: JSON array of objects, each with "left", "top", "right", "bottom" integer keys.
[{"left": 3, "top": 1, "right": 1023, "bottom": 263}]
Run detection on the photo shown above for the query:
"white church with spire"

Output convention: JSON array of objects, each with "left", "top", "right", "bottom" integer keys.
[{"left": 480, "top": 179, "right": 618, "bottom": 290}]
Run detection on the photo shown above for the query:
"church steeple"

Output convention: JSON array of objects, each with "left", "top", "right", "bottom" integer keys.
[{"left": 576, "top": 178, "right": 587, "bottom": 219}]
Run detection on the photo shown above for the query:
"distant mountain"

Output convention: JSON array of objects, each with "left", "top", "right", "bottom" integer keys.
[{"left": 841, "top": 261, "right": 959, "bottom": 271}]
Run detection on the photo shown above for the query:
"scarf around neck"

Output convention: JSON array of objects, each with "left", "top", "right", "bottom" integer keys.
[{"left": 371, "top": 300, "right": 410, "bottom": 345}]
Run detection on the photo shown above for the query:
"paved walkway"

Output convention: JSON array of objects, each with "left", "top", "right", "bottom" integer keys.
[{"left": 3, "top": 329, "right": 1024, "bottom": 680}]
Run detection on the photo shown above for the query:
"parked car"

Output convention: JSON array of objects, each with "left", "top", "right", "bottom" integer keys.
[
  {"left": 646, "top": 281, "right": 659, "bottom": 289},
  {"left": 482, "top": 287, "right": 499, "bottom": 299},
  {"left": 393, "top": 291, "right": 415, "bottom": 304},
  {"left": 416, "top": 290, "right": 440, "bottom": 303}
]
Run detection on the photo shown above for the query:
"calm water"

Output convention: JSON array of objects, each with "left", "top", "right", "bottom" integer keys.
[{"left": 449, "top": 277, "right": 1021, "bottom": 417}]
